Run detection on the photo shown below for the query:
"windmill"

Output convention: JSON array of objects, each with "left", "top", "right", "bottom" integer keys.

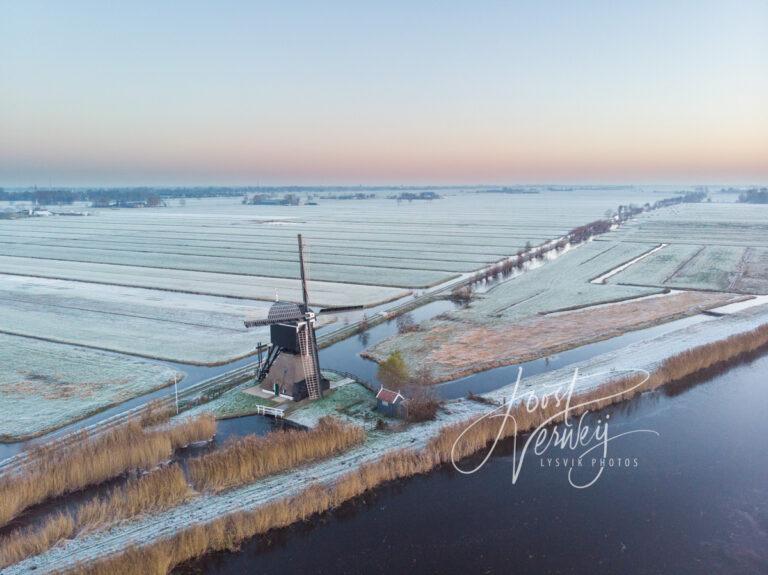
[{"left": 244, "top": 234, "right": 345, "bottom": 401}]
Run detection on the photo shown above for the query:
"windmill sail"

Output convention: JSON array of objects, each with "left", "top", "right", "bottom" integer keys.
[{"left": 296, "top": 234, "right": 323, "bottom": 399}]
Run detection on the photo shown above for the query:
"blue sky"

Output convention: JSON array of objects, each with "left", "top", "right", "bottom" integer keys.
[{"left": 1, "top": 1, "right": 766, "bottom": 186}]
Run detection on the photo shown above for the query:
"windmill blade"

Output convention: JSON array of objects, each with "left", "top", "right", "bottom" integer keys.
[
  {"left": 297, "top": 234, "right": 311, "bottom": 309},
  {"left": 244, "top": 317, "right": 278, "bottom": 328},
  {"left": 317, "top": 305, "right": 364, "bottom": 314}
]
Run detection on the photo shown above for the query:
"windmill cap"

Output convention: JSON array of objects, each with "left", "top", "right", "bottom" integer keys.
[{"left": 267, "top": 300, "right": 306, "bottom": 322}]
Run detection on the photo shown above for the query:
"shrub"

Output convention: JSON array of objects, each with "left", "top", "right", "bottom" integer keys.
[{"left": 377, "top": 351, "right": 409, "bottom": 390}]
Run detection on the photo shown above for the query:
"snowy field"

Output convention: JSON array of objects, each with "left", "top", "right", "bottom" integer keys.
[
  {"left": 0, "top": 276, "right": 269, "bottom": 364},
  {"left": 604, "top": 203, "right": 768, "bottom": 293},
  {"left": 0, "top": 333, "right": 182, "bottom": 441},
  {"left": 0, "top": 189, "right": 666, "bottom": 368},
  {"left": 0, "top": 190, "right": 666, "bottom": 293}
]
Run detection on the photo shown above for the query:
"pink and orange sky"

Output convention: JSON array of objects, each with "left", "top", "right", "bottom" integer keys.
[{"left": 1, "top": 1, "right": 767, "bottom": 187}]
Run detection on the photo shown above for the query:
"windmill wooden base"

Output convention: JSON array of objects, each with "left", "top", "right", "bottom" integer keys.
[{"left": 258, "top": 352, "right": 330, "bottom": 401}]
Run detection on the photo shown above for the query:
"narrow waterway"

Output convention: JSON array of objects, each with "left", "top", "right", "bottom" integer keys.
[{"left": 176, "top": 347, "right": 768, "bottom": 575}]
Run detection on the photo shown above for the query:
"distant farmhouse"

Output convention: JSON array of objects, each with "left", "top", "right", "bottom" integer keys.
[
  {"left": 91, "top": 196, "right": 166, "bottom": 208},
  {"left": 388, "top": 191, "right": 441, "bottom": 201},
  {"left": 242, "top": 193, "right": 301, "bottom": 206}
]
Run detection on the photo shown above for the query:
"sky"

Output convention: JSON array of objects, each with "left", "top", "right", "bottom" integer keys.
[{"left": 1, "top": 1, "right": 767, "bottom": 187}]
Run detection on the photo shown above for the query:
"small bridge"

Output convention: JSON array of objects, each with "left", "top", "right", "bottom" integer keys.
[{"left": 252, "top": 404, "right": 285, "bottom": 418}]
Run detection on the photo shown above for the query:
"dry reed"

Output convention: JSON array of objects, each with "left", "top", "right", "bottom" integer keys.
[
  {"left": 188, "top": 417, "right": 365, "bottom": 492},
  {"left": 165, "top": 414, "right": 217, "bottom": 450},
  {"left": 0, "top": 513, "right": 75, "bottom": 569},
  {"left": 76, "top": 465, "right": 190, "bottom": 533},
  {"left": 0, "top": 414, "right": 215, "bottom": 529},
  {"left": 139, "top": 400, "right": 174, "bottom": 428},
  {"left": 56, "top": 322, "right": 768, "bottom": 575},
  {"left": 0, "top": 465, "right": 189, "bottom": 569}
]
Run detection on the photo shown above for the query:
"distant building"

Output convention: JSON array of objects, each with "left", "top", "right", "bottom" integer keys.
[
  {"left": 244, "top": 193, "right": 301, "bottom": 206},
  {"left": 375, "top": 387, "right": 406, "bottom": 417},
  {"left": 390, "top": 191, "right": 442, "bottom": 201},
  {"left": 0, "top": 208, "right": 30, "bottom": 220},
  {"left": 90, "top": 197, "right": 166, "bottom": 208}
]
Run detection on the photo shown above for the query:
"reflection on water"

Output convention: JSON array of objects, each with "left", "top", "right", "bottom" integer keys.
[
  {"left": 177, "top": 350, "right": 768, "bottom": 575},
  {"left": 319, "top": 298, "right": 459, "bottom": 388},
  {"left": 320, "top": 301, "right": 713, "bottom": 400}
]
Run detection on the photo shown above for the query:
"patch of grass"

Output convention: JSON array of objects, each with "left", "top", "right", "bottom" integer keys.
[{"left": 185, "top": 388, "right": 278, "bottom": 420}]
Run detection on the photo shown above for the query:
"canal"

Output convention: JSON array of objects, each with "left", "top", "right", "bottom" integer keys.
[{"left": 176, "top": 345, "right": 768, "bottom": 575}]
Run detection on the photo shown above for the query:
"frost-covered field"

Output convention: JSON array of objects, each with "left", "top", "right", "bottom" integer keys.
[
  {"left": 463, "top": 240, "right": 663, "bottom": 319},
  {"left": 0, "top": 190, "right": 665, "bottom": 293},
  {"left": 0, "top": 189, "right": 665, "bottom": 368},
  {"left": 607, "top": 202, "right": 768, "bottom": 248},
  {"left": 604, "top": 203, "right": 768, "bottom": 293},
  {"left": 0, "top": 333, "right": 182, "bottom": 440},
  {"left": 367, "top": 201, "right": 768, "bottom": 381},
  {"left": 0, "top": 276, "right": 269, "bottom": 364},
  {"left": 0, "top": 258, "right": 406, "bottom": 307}
]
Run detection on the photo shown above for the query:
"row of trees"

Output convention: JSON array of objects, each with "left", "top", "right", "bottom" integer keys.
[
  {"left": 0, "top": 189, "right": 76, "bottom": 204},
  {"left": 241, "top": 193, "right": 301, "bottom": 206},
  {"left": 738, "top": 188, "right": 768, "bottom": 204},
  {"left": 469, "top": 190, "right": 709, "bottom": 288}
]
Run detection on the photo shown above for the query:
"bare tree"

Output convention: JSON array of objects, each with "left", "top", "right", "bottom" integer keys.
[{"left": 396, "top": 312, "right": 418, "bottom": 333}]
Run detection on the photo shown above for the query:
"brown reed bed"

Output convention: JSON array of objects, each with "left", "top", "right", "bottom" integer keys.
[
  {"left": 139, "top": 400, "right": 174, "bottom": 428},
  {"left": 165, "top": 414, "right": 217, "bottom": 450},
  {"left": 0, "top": 512, "right": 75, "bottom": 570},
  {"left": 0, "top": 414, "right": 215, "bottom": 529},
  {"left": 188, "top": 417, "right": 365, "bottom": 492},
  {"left": 58, "top": 322, "right": 768, "bottom": 575},
  {"left": 75, "top": 465, "right": 190, "bottom": 533},
  {"left": 0, "top": 465, "right": 189, "bottom": 569}
]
